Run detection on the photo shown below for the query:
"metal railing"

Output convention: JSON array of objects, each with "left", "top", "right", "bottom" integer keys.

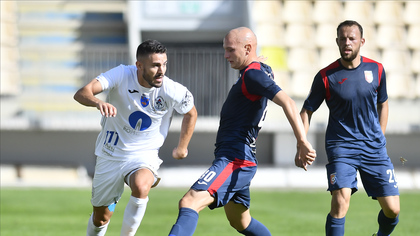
[{"left": 81, "top": 44, "right": 237, "bottom": 117}]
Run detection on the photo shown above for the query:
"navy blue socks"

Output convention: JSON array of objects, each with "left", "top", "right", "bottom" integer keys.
[
  {"left": 168, "top": 207, "right": 199, "bottom": 236},
  {"left": 325, "top": 213, "right": 345, "bottom": 236},
  {"left": 238, "top": 217, "right": 271, "bottom": 236},
  {"left": 376, "top": 209, "right": 399, "bottom": 236}
]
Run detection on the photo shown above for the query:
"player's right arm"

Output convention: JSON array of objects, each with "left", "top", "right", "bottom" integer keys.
[
  {"left": 300, "top": 108, "right": 313, "bottom": 134},
  {"left": 295, "top": 108, "right": 315, "bottom": 169},
  {"left": 172, "top": 105, "right": 197, "bottom": 160},
  {"left": 73, "top": 79, "right": 117, "bottom": 117}
]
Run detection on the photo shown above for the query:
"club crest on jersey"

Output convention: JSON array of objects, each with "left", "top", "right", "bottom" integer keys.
[
  {"left": 140, "top": 94, "right": 149, "bottom": 107},
  {"left": 364, "top": 71, "right": 373, "bottom": 83},
  {"left": 330, "top": 173, "right": 337, "bottom": 185},
  {"left": 154, "top": 96, "right": 166, "bottom": 111}
]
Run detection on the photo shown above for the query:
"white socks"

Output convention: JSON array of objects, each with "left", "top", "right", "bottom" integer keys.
[
  {"left": 120, "top": 196, "right": 149, "bottom": 236},
  {"left": 86, "top": 213, "right": 109, "bottom": 236},
  {"left": 86, "top": 196, "right": 148, "bottom": 236}
]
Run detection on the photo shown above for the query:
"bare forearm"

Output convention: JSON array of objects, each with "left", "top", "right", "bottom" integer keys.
[
  {"left": 272, "top": 93, "right": 307, "bottom": 144},
  {"left": 282, "top": 99, "right": 307, "bottom": 145},
  {"left": 177, "top": 106, "right": 197, "bottom": 150},
  {"left": 272, "top": 92, "right": 316, "bottom": 170},
  {"left": 299, "top": 108, "right": 312, "bottom": 135}
]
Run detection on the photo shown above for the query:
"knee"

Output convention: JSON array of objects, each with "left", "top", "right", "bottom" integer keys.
[
  {"left": 384, "top": 207, "right": 400, "bottom": 218},
  {"left": 379, "top": 196, "right": 400, "bottom": 218},
  {"left": 227, "top": 218, "right": 245, "bottom": 231},
  {"left": 228, "top": 220, "right": 238, "bottom": 230},
  {"left": 178, "top": 195, "right": 191, "bottom": 209},
  {"left": 131, "top": 184, "right": 151, "bottom": 198},
  {"left": 336, "top": 194, "right": 351, "bottom": 207},
  {"left": 92, "top": 213, "right": 110, "bottom": 227},
  {"left": 178, "top": 190, "right": 213, "bottom": 212},
  {"left": 330, "top": 190, "right": 351, "bottom": 217}
]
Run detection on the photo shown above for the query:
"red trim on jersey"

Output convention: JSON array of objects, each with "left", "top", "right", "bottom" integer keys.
[
  {"left": 241, "top": 62, "right": 263, "bottom": 101},
  {"left": 362, "top": 57, "right": 383, "bottom": 85},
  {"left": 208, "top": 158, "right": 257, "bottom": 195},
  {"left": 320, "top": 61, "right": 340, "bottom": 101}
]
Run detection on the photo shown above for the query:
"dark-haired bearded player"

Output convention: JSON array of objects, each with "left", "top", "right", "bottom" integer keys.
[
  {"left": 74, "top": 39, "right": 197, "bottom": 236},
  {"left": 299, "top": 20, "right": 400, "bottom": 236}
]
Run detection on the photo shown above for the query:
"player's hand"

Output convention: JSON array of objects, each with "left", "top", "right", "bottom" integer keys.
[
  {"left": 172, "top": 147, "right": 188, "bottom": 160},
  {"left": 295, "top": 142, "right": 316, "bottom": 171},
  {"left": 294, "top": 151, "right": 307, "bottom": 170},
  {"left": 96, "top": 101, "right": 117, "bottom": 117},
  {"left": 257, "top": 55, "right": 268, "bottom": 62}
]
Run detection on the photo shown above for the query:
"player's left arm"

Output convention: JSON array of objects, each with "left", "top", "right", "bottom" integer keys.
[
  {"left": 377, "top": 99, "right": 389, "bottom": 135},
  {"left": 173, "top": 105, "right": 197, "bottom": 160},
  {"left": 271, "top": 90, "right": 316, "bottom": 170}
]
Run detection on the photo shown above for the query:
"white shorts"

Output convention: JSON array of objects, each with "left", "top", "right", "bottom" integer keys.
[{"left": 90, "top": 155, "right": 163, "bottom": 207}]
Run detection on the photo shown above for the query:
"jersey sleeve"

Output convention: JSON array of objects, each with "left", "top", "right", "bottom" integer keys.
[
  {"left": 244, "top": 69, "right": 281, "bottom": 100},
  {"left": 303, "top": 72, "right": 326, "bottom": 112},
  {"left": 96, "top": 64, "right": 125, "bottom": 90},
  {"left": 174, "top": 89, "right": 194, "bottom": 114},
  {"left": 168, "top": 81, "right": 195, "bottom": 115},
  {"left": 377, "top": 67, "right": 388, "bottom": 104}
]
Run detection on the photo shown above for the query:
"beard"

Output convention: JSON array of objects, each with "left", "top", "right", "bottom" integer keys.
[
  {"left": 142, "top": 71, "right": 163, "bottom": 88},
  {"left": 340, "top": 47, "right": 360, "bottom": 62}
]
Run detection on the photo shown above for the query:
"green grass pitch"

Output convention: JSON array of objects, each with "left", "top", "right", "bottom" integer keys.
[{"left": 1, "top": 187, "right": 419, "bottom": 235}]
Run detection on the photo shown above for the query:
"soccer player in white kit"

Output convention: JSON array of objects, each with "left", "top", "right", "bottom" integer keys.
[{"left": 74, "top": 39, "right": 197, "bottom": 236}]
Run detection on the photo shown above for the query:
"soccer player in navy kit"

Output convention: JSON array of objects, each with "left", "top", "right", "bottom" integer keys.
[
  {"left": 168, "top": 27, "right": 316, "bottom": 236},
  {"left": 299, "top": 20, "right": 400, "bottom": 236}
]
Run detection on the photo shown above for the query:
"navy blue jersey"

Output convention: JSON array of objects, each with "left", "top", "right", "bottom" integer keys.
[
  {"left": 303, "top": 56, "right": 388, "bottom": 159},
  {"left": 215, "top": 62, "right": 281, "bottom": 161}
]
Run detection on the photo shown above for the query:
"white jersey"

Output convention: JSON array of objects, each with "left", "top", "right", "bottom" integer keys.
[{"left": 94, "top": 64, "right": 194, "bottom": 161}]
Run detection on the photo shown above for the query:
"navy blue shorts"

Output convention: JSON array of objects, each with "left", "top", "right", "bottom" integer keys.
[
  {"left": 191, "top": 156, "right": 257, "bottom": 210},
  {"left": 326, "top": 154, "right": 399, "bottom": 198}
]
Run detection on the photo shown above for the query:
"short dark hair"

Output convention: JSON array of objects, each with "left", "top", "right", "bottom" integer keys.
[
  {"left": 337, "top": 20, "right": 363, "bottom": 38},
  {"left": 136, "top": 39, "right": 167, "bottom": 60}
]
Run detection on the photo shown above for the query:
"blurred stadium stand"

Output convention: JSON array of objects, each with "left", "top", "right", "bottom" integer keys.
[{"left": 1, "top": 1, "right": 419, "bottom": 188}]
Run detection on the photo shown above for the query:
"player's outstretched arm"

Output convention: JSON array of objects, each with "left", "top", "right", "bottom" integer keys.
[
  {"left": 271, "top": 91, "right": 316, "bottom": 170},
  {"left": 173, "top": 105, "right": 197, "bottom": 160},
  {"left": 73, "top": 79, "right": 117, "bottom": 117}
]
